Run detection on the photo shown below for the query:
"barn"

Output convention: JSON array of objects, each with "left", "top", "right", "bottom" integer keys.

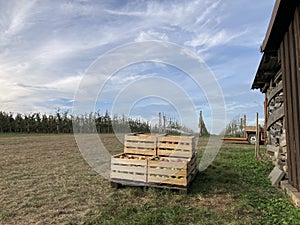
[{"left": 252, "top": 0, "right": 300, "bottom": 199}]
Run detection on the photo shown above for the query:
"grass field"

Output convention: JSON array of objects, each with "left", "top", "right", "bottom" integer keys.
[{"left": 1, "top": 134, "right": 300, "bottom": 225}]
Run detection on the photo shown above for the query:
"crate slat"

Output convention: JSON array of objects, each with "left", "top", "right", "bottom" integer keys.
[
  {"left": 158, "top": 143, "right": 193, "bottom": 150},
  {"left": 148, "top": 168, "right": 186, "bottom": 176},
  {"left": 110, "top": 172, "right": 146, "bottom": 182},
  {"left": 125, "top": 134, "right": 157, "bottom": 141},
  {"left": 124, "top": 148, "right": 155, "bottom": 156},
  {"left": 158, "top": 136, "right": 193, "bottom": 142},
  {"left": 112, "top": 165, "right": 146, "bottom": 173},
  {"left": 148, "top": 175, "right": 188, "bottom": 186},
  {"left": 111, "top": 157, "right": 147, "bottom": 166},
  {"left": 125, "top": 141, "right": 156, "bottom": 148},
  {"left": 148, "top": 160, "right": 187, "bottom": 169},
  {"left": 157, "top": 150, "right": 194, "bottom": 158}
]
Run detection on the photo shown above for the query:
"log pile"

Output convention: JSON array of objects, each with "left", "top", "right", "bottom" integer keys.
[{"left": 266, "top": 72, "right": 287, "bottom": 173}]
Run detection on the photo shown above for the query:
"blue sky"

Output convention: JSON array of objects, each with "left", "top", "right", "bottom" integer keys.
[{"left": 0, "top": 0, "right": 276, "bottom": 133}]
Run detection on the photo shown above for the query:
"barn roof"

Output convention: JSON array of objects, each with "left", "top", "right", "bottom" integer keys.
[{"left": 251, "top": 0, "right": 300, "bottom": 91}]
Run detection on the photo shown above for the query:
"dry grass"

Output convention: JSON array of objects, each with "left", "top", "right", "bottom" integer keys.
[{"left": 0, "top": 134, "right": 122, "bottom": 224}]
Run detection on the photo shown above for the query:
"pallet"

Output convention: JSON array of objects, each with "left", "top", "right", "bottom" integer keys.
[
  {"left": 157, "top": 136, "right": 195, "bottom": 158},
  {"left": 110, "top": 170, "right": 198, "bottom": 193},
  {"left": 147, "top": 154, "right": 197, "bottom": 186},
  {"left": 110, "top": 153, "right": 149, "bottom": 183},
  {"left": 124, "top": 133, "right": 158, "bottom": 156}
]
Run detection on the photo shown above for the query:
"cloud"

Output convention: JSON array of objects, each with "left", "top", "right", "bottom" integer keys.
[
  {"left": 0, "top": 0, "right": 37, "bottom": 42},
  {"left": 185, "top": 29, "right": 248, "bottom": 51},
  {"left": 135, "top": 30, "right": 169, "bottom": 42},
  {"left": 0, "top": 0, "right": 276, "bottom": 132}
]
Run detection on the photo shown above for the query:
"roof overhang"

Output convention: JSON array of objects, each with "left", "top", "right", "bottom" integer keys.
[
  {"left": 252, "top": 0, "right": 300, "bottom": 91},
  {"left": 261, "top": 0, "right": 299, "bottom": 52},
  {"left": 251, "top": 51, "right": 280, "bottom": 92}
]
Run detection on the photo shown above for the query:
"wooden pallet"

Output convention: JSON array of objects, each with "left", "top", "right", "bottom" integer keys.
[
  {"left": 110, "top": 153, "right": 148, "bottom": 183},
  {"left": 110, "top": 168, "right": 199, "bottom": 193},
  {"left": 157, "top": 136, "right": 195, "bottom": 158},
  {"left": 147, "top": 154, "right": 197, "bottom": 186},
  {"left": 124, "top": 133, "right": 158, "bottom": 156}
]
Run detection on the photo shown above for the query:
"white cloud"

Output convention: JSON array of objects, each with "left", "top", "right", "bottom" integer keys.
[
  {"left": 135, "top": 30, "right": 169, "bottom": 42},
  {"left": 0, "top": 0, "right": 37, "bottom": 42}
]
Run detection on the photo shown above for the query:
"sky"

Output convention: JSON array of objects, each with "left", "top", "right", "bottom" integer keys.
[{"left": 0, "top": 0, "right": 276, "bottom": 134}]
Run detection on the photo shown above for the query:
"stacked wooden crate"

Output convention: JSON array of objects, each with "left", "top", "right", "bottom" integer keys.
[
  {"left": 110, "top": 133, "right": 157, "bottom": 184},
  {"left": 124, "top": 133, "right": 157, "bottom": 156},
  {"left": 110, "top": 134, "right": 198, "bottom": 190},
  {"left": 110, "top": 153, "right": 149, "bottom": 183},
  {"left": 148, "top": 136, "right": 197, "bottom": 186},
  {"left": 157, "top": 136, "right": 195, "bottom": 159}
]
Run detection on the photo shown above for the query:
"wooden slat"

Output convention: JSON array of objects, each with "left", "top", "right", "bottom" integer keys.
[
  {"left": 148, "top": 168, "right": 186, "bottom": 176},
  {"left": 291, "top": 8, "right": 300, "bottom": 191},
  {"left": 125, "top": 134, "right": 157, "bottom": 142},
  {"left": 187, "top": 155, "right": 197, "bottom": 173},
  {"left": 124, "top": 148, "right": 156, "bottom": 156},
  {"left": 110, "top": 172, "right": 146, "bottom": 182},
  {"left": 124, "top": 144, "right": 155, "bottom": 149},
  {"left": 282, "top": 23, "right": 297, "bottom": 188},
  {"left": 157, "top": 143, "right": 193, "bottom": 150},
  {"left": 148, "top": 176, "right": 187, "bottom": 186},
  {"left": 158, "top": 136, "right": 194, "bottom": 142},
  {"left": 157, "top": 150, "right": 193, "bottom": 158},
  {"left": 111, "top": 165, "right": 146, "bottom": 173},
  {"left": 187, "top": 166, "right": 198, "bottom": 184},
  {"left": 111, "top": 157, "right": 147, "bottom": 166},
  {"left": 267, "top": 105, "right": 285, "bottom": 129},
  {"left": 280, "top": 37, "right": 292, "bottom": 185},
  {"left": 267, "top": 81, "right": 283, "bottom": 105},
  {"left": 148, "top": 161, "right": 187, "bottom": 169},
  {"left": 287, "top": 18, "right": 298, "bottom": 189}
]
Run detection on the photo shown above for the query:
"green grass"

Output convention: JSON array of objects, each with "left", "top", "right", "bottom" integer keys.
[{"left": 85, "top": 140, "right": 300, "bottom": 225}]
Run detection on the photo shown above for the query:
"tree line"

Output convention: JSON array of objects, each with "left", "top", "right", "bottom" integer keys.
[
  {"left": 0, "top": 110, "right": 196, "bottom": 134},
  {"left": 0, "top": 110, "right": 150, "bottom": 134},
  {"left": 222, "top": 115, "right": 247, "bottom": 137}
]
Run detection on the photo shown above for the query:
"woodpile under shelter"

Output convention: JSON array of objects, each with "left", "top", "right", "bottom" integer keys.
[{"left": 252, "top": 0, "right": 300, "bottom": 194}]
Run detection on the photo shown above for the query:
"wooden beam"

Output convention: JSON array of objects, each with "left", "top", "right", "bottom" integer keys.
[
  {"left": 255, "top": 112, "right": 261, "bottom": 160},
  {"left": 267, "top": 82, "right": 283, "bottom": 105},
  {"left": 267, "top": 105, "right": 284, "bottom": 129}
]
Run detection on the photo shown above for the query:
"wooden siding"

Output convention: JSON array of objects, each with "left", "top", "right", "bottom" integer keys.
[{"left": 279, "top": 6, "right": 300, "bottom": 191}]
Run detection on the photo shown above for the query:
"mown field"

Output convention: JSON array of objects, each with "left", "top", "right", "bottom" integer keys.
[{"left": 1, "top": 134, "right": 300, "bottom": 225}]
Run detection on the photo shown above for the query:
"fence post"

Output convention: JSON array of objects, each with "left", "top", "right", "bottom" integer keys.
[{"left": 255, "top": 112, "right": 261, "bottom": 160}]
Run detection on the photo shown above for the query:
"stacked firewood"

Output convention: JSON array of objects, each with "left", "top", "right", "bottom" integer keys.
[{"left": 266, "top": 77, "right": 287, "bottom": 173}]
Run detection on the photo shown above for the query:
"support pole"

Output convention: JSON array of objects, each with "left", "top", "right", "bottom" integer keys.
[{"left": 255, "top": 112, "right": 261, "bottom": 160}]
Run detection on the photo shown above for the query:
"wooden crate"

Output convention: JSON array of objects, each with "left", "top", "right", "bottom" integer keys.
[
  {"left": 157, "top": 136, "right": 195, "bottom": 158},
  {"left": 147, "top": 154, "right": 198, "bottom": 186},
  {"left": 124, "top": 133, "right": 157, "bottom": 156},
  {"left": 110, "top": 153, "right": 148, "bottom": 183}
]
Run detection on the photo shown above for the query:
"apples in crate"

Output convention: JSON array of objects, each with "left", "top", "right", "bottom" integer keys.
[{"left": 110, "top": 153, "right": 149, "bottom": 183}]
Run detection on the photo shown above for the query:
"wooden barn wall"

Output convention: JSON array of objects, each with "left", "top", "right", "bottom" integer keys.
[{"left": 279, "top": 6, "right": 300, "bottom": 191}]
